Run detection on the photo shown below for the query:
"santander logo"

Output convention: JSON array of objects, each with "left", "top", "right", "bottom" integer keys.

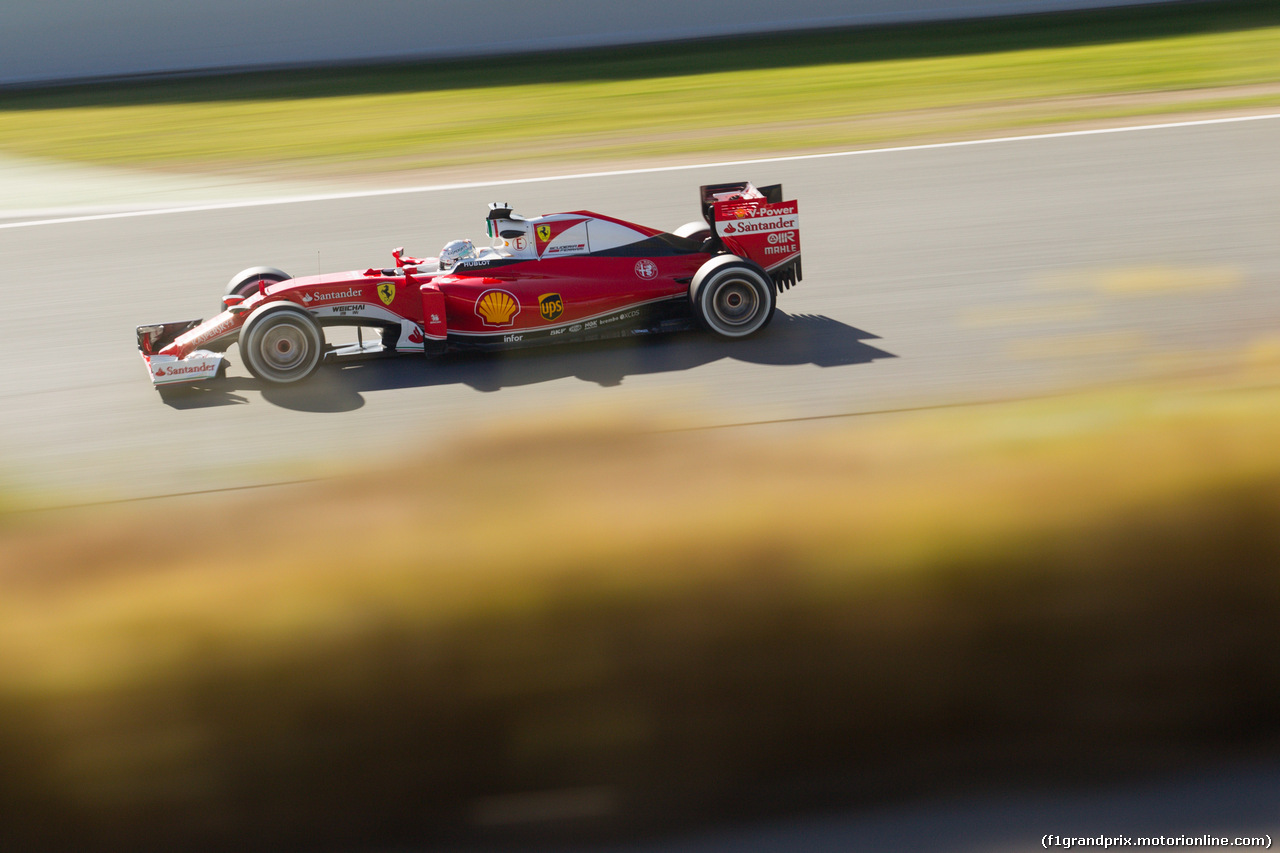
[
  {"left": 302, "top": 288, "right": 362, "bottom": 304},
  {"left": 154, "top": 363, "right": 212, "bottom": 378}
]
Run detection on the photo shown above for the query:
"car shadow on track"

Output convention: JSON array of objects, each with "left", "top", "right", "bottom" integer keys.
[{"left": 159, "top": 313, "right": 894, "bottom": 413}]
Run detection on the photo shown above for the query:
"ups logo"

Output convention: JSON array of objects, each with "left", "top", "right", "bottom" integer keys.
[{"left": 539, "top": 292, "right": 564, "bottom": 322}]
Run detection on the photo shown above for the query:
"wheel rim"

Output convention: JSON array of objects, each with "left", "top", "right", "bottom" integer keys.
[
  {"left": 259, "top": 321, "right": 311, "bottom": 372},
  {"left": 710, "top": 278, "right": 760, "bottom": 327}
]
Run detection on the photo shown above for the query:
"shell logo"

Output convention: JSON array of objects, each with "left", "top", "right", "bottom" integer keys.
[{"left": 475, "top": 289, "right": 520, "bottom": 326}]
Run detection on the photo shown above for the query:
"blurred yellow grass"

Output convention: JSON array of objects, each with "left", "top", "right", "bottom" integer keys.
[
  {"left": 1098, "top": 266, "right": 1242, "bottom": 294},
  {"left": 1, "top": 3, "right": 1278, "bottom": 177},
  {"left": 3, "top": 373, "right": 1280, "bottom": 690}
]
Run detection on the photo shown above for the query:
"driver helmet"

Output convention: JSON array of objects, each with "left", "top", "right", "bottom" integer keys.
[{"left": 439, "top": 239, "right": 478, "bottom": 269}]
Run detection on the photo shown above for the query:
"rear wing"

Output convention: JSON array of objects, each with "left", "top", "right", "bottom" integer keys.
[{"left": 700, "top": 182, "right": 801, "bottom": 291}]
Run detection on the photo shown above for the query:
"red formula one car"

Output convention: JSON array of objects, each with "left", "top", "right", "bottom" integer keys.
[{"left": 137, "top": 181, "right": 802, "bottom": 388}]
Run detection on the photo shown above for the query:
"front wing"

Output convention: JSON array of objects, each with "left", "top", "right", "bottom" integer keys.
[{"left": 137, "top": 321, "right": 228, "bottom": 386}]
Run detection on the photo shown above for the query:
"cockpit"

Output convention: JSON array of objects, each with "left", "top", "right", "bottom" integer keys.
[{"left": 427, "top": 203, "right": 536, "bottom": 272}]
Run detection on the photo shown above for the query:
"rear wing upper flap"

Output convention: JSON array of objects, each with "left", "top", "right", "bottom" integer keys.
[{"left": 699, "top": 181, "right": 783, "bottom": 225}]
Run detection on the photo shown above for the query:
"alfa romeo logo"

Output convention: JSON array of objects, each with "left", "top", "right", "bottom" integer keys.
[{"left": 634, "top": 259, "right": 658, "bottom": 280}]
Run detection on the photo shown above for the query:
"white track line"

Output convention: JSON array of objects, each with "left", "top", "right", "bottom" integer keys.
[{"left": 3, "top": 112, "right": 1278, "bottom": 231}]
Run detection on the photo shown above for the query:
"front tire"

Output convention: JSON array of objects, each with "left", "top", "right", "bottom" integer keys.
[
  {"left": 239, "top": 304, "right": 323, "bottom": 384},
  {"left": 689, "top": 256, "right": 776, "bottom": 339},
  {"left": 225, "top": 266, "right": 291, "bottom": 309}
]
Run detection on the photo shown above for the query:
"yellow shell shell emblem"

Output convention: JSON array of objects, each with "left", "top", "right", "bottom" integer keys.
[{"left": 476, "top": 289, "right": 520, "bottom": 326}]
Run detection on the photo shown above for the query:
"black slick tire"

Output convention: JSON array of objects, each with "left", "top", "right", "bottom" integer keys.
[
  {"left": 689, "top": 255, "right": 776, "bottom": 339},
  {"left": 673, "top": 221, "right": 712, "bottom": 244},
  {"left": 224, "top": 266, "right": 291, "bottom": 309},
  {"left": 239, "top": 303, "right": 323, "bottom": 384}
]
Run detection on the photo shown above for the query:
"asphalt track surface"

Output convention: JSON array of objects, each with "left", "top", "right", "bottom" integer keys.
[
  {"left": 1, "top": 114, "right": 1278, "bottom": 508},
  {"left": 1, "top": 117, "right": 1278, "bottom": 849}
]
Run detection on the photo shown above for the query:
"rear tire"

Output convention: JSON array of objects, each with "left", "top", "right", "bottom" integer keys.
[
  {"left": 673, "top": 221, "right": 711, "bottom": 245},
  {"left": 239, "top": 303, "right": 323, "bottom": 384},
  {"left": 689, "top": 256, "right": 776, "bottom": 339}
]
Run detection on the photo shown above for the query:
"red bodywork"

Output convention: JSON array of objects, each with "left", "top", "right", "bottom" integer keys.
[{"left": 138, "top": 182, "right": 802, "bottom": 384}]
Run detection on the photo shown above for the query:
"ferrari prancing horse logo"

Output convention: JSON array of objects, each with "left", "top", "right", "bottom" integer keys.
[
  {"left": 536, "top": 224, "right": 552, "bottom": 243},
  {"left": 377, "top": 282, "right": 396, "bottom": 306}
]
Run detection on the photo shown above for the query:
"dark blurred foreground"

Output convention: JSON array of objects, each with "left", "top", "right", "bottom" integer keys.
[{"left": 1, "top": 386, "right": 1279, "bottom": 851}]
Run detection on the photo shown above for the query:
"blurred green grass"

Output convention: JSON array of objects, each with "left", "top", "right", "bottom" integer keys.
[
  {"left": 2, "top": 359, "right": 1280, "bottom": 849},
  {"left": 0, "top": 0, "right": 1278, "bottom": 177}
]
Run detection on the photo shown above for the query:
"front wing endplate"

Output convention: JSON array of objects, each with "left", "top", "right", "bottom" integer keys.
[{"left": 142, "top": 350, "right": 225, "bottom": 386}]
